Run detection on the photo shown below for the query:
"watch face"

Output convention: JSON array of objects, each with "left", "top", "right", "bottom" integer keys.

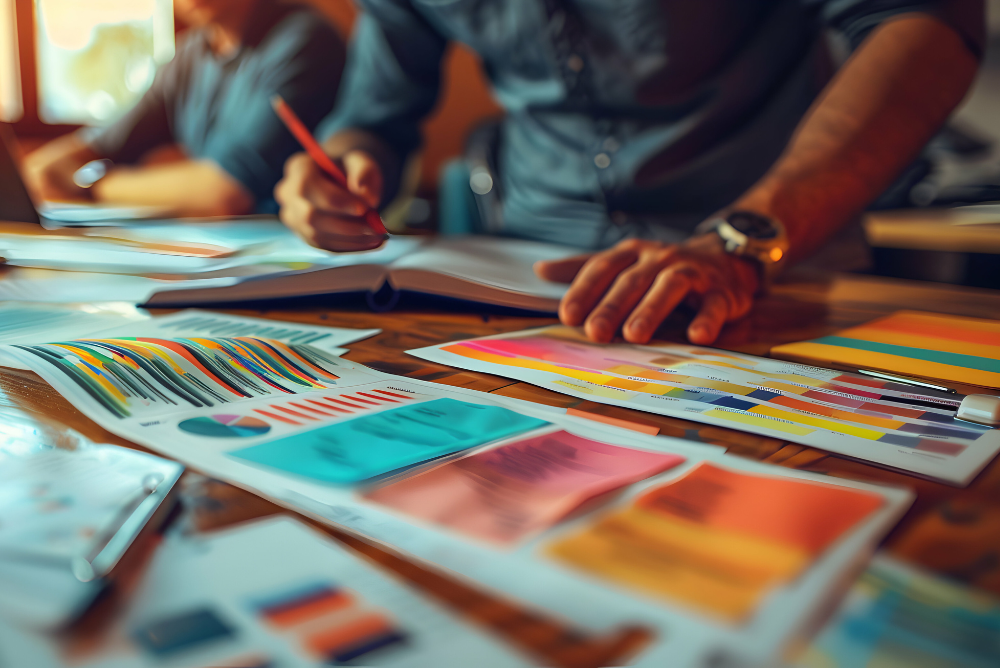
[{"left": 727, "top": 212, "right": 779, "bottom": 240}]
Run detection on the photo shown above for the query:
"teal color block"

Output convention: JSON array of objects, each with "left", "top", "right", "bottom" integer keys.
[{"left": 229, "top": 398, "right": 548, "bottom": 483}]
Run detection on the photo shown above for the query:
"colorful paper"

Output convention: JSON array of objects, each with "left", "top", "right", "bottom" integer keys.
[
  {"left": 366, "top": 429, "right": 685, "bottom": 544},
  {"left": 408, "top": 326, "right": 1000, "bottom": 484},
  {"left": 773, "top": 311, "right": 1000, "bottom": 389},
  {"left": 798, "top": 556, "right": 1000, "bottom": 668},
  {"left": 231, "top": 398, "right": 550, "bottom": 483},
  {"left": 547, "top": 462, "right": 883, "bottom": 621}
]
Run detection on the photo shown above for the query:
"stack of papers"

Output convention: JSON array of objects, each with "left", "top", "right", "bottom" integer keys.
[{"left": 0, "top": 330, "right": 913, "bottom": 665}]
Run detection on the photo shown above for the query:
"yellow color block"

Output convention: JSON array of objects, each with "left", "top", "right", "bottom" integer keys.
[
  {"left": 703, "top": 408, "right": 814, "bottom": 436},
  {"left": 749, "top": 405, "right": 883, "bottom": 440},
  {"left": 547, "top": 507, "right": 809, "bottom": 622}
]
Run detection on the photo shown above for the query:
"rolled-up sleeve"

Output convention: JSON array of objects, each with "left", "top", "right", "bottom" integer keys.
[
  {"left": 317, "top": 1, "right": 448, "bottom": 193},
  {"left": 816, "top": 0, "right": 985, "bottom": 58}
]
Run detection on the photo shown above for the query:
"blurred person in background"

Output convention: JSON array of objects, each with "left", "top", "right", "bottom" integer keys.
[
  {"left": 23, "top": 0, "right": 345, "bottom": 217},
  {"left": 275, "top": 0, "right": 983, "bottom": 344}
]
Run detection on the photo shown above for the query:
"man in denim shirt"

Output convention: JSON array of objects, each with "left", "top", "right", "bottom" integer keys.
[{"left": 276, "top": 0, "right": 983, "bottom": 344}]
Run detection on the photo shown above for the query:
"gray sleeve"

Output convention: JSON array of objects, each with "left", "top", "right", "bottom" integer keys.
[
  {"left": 202, "top": 14, "right": 346, "bottom": 203},
  {"left": 83, "top": 54, "right": 176, "bottom": 163},
  {"left": 816, "top": 0, "right": 985, "bottom": 57},
  {"left": 316, "top": 1, "right": 448, "bottom": 199}
]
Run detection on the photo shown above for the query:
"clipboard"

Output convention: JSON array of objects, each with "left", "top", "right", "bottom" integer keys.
[{"left": 0, "top": 410, "right": 183, "bottom": 628}]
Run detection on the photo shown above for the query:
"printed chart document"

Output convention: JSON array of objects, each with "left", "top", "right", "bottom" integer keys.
[
  {"left": 408, "top": 326, "right": 1000, "bottom": 485},
  {"left": 0, "top": 517, "right": 530, "bottom": 668},
  {"left": 0, "top": 332, "right": 911, "bottom": 666},
  {"left": 0, "top": 304, "right": 378, "bottom": 366}
]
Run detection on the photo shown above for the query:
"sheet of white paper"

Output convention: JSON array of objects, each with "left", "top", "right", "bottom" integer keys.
[
  {"left": 407, "top": 326, "right": 1000, "bottom": 486},
  {"left": 0, "top": 517, "right": 531, "bottom": 668},
  {"left": 2, "top": 335, "right": 911, "bottom": 667},
  {"left": 389, "top": 236, "right": 575, "bottom": 300}
]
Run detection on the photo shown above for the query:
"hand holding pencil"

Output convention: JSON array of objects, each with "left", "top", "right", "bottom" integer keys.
[{"left": 272, "top": 95, "right": 389, "bottom": 252}]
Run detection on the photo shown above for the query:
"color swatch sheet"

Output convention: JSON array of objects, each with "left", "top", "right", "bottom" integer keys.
[
  {"left": 772, "top": 310, "right": 1000, "bottom": 390},
  {"left": 1, "top": 334, "right": 554, "bottom": 487},
  {"left": 798, "top": 555, "right": 1000, "bottom": 668},
  {"left": 408, "top": 326, "right": 1000, "bottom": 484},
  {"left": 0, "top": 517, "right": 530, "bottom": 668}
]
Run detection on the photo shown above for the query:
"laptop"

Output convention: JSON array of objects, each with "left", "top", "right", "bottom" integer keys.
[{"left": 0, "top": 123, "right": 172, "bottom": 227}]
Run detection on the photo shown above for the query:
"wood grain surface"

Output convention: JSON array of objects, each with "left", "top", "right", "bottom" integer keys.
[{"left": 3, "top": 270, "right": 999, "bottom": 666}]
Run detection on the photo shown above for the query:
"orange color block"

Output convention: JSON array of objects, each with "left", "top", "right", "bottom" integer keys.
[{"left": 635, "top": 462, "right": 883, "bottom": 555}]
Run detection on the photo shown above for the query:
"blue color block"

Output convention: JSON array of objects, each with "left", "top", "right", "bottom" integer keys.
[
  {"left": 711, "top": 395, "right": 757, "bottom": 411},
  {"left": 230, "top": 398, "right": 548, "bottom": 483}
]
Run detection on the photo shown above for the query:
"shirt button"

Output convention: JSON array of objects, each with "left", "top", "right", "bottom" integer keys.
[
  {"left": 567, "top": 54, "right": 584, "bottom": 72},
  {"left": 594, "top": 153, "right": 611, "bottom": 169},
  {"left": 602, "top": 137, "right": 620, "bottom": 153},
  {"left": 611, "top": 211, "right": 628, "bottom": 226}
]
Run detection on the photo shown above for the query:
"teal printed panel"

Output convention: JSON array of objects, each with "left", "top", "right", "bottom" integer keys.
[{"left": 229, "top": 398, "right": 548, "bottom": 483}]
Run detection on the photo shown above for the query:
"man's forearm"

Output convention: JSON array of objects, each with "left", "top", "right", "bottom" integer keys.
[
  {"left": 734, "top": 14, "right": 979, "bottom": 262},
  {"left": 94, "top": 159, "right": 254, "bottom": 217}
]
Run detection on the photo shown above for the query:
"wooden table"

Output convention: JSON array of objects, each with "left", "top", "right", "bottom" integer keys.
[{"left": 3, "top": 271, "right": 1000, "bottom": 667}]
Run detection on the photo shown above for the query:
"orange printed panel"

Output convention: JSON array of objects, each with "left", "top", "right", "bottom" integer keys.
[{"left": 634, "top": 462, "right": 883, "bottom": 554}]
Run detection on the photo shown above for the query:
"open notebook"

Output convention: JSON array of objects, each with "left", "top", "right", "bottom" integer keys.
[
  {"left": 0, "top": 232, "right": 577, "bottom": 312},
  {"left": 145, "top": 235, "right": 576, "bottom": 311}
]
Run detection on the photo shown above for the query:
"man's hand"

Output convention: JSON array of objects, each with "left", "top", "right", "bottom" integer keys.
[
  {"left": 275, "top": 150, "right": 385, "bottom": 252},
  {"left": 534, "top": 235, "right": 759, "bottom": 345},
  {"left": 22, "top": 133, "right": 98, "bottom": 202}
]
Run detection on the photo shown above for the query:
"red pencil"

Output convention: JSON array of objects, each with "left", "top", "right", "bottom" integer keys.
[{"left": 270, "top": 95, "right": 388, "bottom": 236}]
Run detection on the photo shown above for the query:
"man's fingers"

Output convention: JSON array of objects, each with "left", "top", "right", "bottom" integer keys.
[
  {"left": 304, "top": 173, "right": 368, "bottom": 216},
  {"left": 687, "top": 290, "right": 730, "bottom": 344},
  {"left": 533, "top": 255, "right": 591, "bottom": 284},
  {"left": 343, "top": 150, "right": 383, "bottom": 209},
  {"left": 584, "top": 263, "right": 661, "bottom": 343},
  {"left": 559, "top": 247, "right": 641, "bottom": 326},
  {"left": 621, "top": 266, "right": 695, "bottom": 343}
]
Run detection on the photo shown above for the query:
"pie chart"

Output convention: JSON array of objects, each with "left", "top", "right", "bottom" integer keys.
[{"left": 178, "top": 414, "right": 271, "bottom": 438}]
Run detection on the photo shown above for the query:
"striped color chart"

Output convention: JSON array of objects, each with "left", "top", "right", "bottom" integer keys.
[
  {"left": 772, "top": 311, "right": 1000, "bottom": 389},
  {"left": 13, "top": 336, "right": 342, "bottom": 418},
  {"left": 437, "top": 331, "right": 988, "bottom": 459}
]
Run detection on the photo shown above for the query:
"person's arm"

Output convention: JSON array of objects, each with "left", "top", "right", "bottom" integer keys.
[
  {"left": 276, "top": 6, "right": 447, "bottom": 250},
  {"left": 21, "top": 133, "right": 100, "bottom": 202},
  {"left": 93, "top": 160, "right": 254, "bottom": 217},
  {"left": 536, "top": 13, "right": 980, "bottom": 345}
]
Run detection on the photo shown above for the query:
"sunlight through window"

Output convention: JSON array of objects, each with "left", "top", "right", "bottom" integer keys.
[{"left": 34, "top": 0, "right": 174, "bottom": 125}]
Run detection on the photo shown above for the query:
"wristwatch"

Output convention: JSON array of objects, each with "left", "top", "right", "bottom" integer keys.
[{"left": 696, "top": 210, "right": 790, "bottom": 285}]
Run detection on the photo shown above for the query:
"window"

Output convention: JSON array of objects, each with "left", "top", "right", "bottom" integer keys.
[
  {"left": 33, "top": 0, "right": 174, "bottom": 125},
  {"left": 0, "top": 0, "right": 22, "bottom": 121}
]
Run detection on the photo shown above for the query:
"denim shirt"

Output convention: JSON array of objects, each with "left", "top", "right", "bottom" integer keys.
[{"left": 321, "top": 0, "right": 982, "bottom": 249}]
